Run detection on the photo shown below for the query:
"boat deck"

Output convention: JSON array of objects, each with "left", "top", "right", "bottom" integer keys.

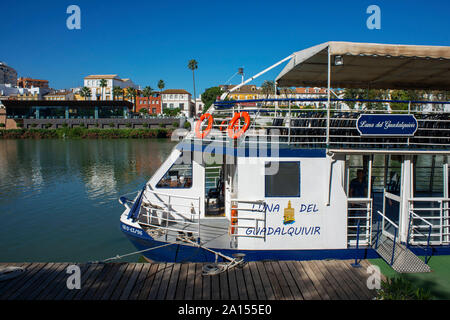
[{"left": 0, "top": 260, "right": 382, "bottom": 300}]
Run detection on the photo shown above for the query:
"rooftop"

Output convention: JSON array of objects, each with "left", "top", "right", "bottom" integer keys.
[{"left": 161, "top": 89, "right": 191, "bottom": 95}]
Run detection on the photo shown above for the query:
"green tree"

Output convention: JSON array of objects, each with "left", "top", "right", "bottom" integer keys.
[
  {"left": 99, "top": 79, "right": 108, "bottom": 100},
  {"left": 201, "top": 86, "right": 222, "bottom": 111},
  {"left": 112, "top": 86, "right": 123, "bottom": 100},
  {"left": 142, "top": 86, "right": 153, "bottom": 100},
  {"left": 126, "top": 87, "right": 138, "bottom": 112},
  {"left": 261, "top": 80, "right": 275, "bottom": 99},
  {"left": 188, "top": 59, "right": 198, "bottom": 117},
  {"left": 158, "top": 79, "right": 165, "bottom": 113},
  {"left": 79, "top": 87, "right": 92, "bottom": 100}
]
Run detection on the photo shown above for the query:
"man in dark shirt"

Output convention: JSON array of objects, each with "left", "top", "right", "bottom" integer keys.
[{"left": 350, "top": 169, "right": 367, "bottom": 198}]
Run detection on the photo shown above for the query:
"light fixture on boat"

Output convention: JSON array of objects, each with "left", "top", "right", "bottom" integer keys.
[{"left": 334, "top": 55, "right": 344, "bottom": 66}]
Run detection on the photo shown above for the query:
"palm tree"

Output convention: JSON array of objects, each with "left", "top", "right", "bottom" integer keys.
[
  {"left": 261, "top": 80, "right": 275, "bottom": 99},
  {"left": 99, "top": 79, "right": 108, "bottom": 100},
  {"left": 126, "top": 87, "right": 138, "bottom": 112},
  {"left": 158, "top": 80, "right": 165, "bottom": 113},
  {"left": 188, "top": 59, "right": 198, "bottom": 118},
  {"left": 142, "top": 86, "right": 153, "bottom": 113},
  {"left": 112, "top": 86, "right": 123, "bottom": 100},
  {"left": 79, "top": 86, "right": 92, "bottom": 101}
]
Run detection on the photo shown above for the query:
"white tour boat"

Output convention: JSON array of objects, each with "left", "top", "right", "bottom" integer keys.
[{"left": 119, "top": 41, "right": 450, "bottom": 273}]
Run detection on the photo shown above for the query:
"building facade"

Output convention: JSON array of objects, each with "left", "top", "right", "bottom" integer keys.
[
  {"left": 17, "top": 77, "right": 49, "bottom": 89},
  {"left": 160, "top": 89, "right": 192, "bottom": 117},
  {"left": 0, "top": 62, "right": 18, "bottom": 86},
  {"left": 83, "top": 75, "right": 138, "bottom": 101},
  {"left": 135, "top": 95, "right": 162, "bottom": 114},
  {"left": 219, "top": 84, "right": 260, "bottom": 100},
  {"left": 43, "top": 90, "right": 75, "bottom": 101}
]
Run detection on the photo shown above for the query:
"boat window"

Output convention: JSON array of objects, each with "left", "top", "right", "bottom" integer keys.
[
  {"left": 265, "top": 162, "right": 300, "bottom": 197},
  {"left": 156, "top": 156, "right": 192, "bottom": 189},
  {"left": 413, "top": 155, "right": 445, "bottom": 197}
]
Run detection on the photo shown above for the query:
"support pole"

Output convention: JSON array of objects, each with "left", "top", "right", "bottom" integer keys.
[{"left": 326, "top": 46, "right": 331, "bottom": 147}]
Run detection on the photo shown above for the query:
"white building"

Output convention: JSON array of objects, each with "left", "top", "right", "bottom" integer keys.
[
  {"left": 161, "top": 89, "right": 193, "bottom": 117},
  {"left": 83, "top": 74, "right": 138, "bottom": 101},
  {"left": 195, "top": 97, "right": 204, "bottom": 115},
  {"left": 0, "top": 62, "right": 18, "bottom": 86}
]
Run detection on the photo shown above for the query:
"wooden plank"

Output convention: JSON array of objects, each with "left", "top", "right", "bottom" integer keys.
[
  {"left": 40, "top": 263, "right": 80, "bottom": 300},
  {"left": 234, "top": 266, "right": 249, "bottom": 300},
  {"left": 262, "top": 261, "right": 284, "bottom": 300},
  {"left": 289, "top": 261, "right": 321, "bottom": 300},
  {"left": 184, "top": 263, "right": 196, "bottom": 300},
  {"left": 99, "top": 263, "right": 128, "bottom": 300},
  {"left": 119, "top": 263, "right": 144, "bottom": 300},
  {"left": 156, "top": 263, "right": 174, "bottom": 300},
  {"left": 219, "top": 269, "right": 229, "bottom": 300},
  {"left": 7, "top": 263, "right": 55, "bottom": 300},
  {"left": 324, "top": 260, "right": 361, "bottom": 300},
  {"left": 175, "top": 263, "right": 189, "bottom": 300},
  {"left": 165, "top": 263, "right": 181, "bottom": 300},
  {"left": 255, "top": 261, "right": 275, "bottom": 300},
  {"left": 226, "top": 268, "right": 240, "bottom": 300},
  {"left": 270, "top": 261, "right": 293, "bottom": 300},
  {"left": 210, "top": 273, "right": 221, "bottom": 300},
  {"left": 308, "top": 260, "right": 341, "bottom": 300},
  {"left": 0, "top": 263, "right": 41, "bottom": 299},
  {"left": 202, "top": 266, "right": 211, "bottom": 300},
  {"left": 278, "top": 261, "right": 303, "bottom": 300},
  {"left": 25, "top": 263, "right": 68, "bottom": 300},
  {"left": 147, "top": 263, "right": 167, "bottom": 300},
  {"left": 137, "top": 263, "right": 160, "bottom": 300},
  {"left": 299, "top": 261, "right": 331, "bottom": 300},
  {"left": 110, "top": 263, "right": 137, "bottom": 300},
  {"left": 241, "top": 263, "right": 258, "bottom": 300},
  {"left": 313, "top": 260, "right": 351, "bottom": 300},
  {"left": 248, "top": 262, "right": 266, "bottom": 300},
  {"left": 193, "top": 263, "right": 203, "bottom": 300},
  {"left": 0, "top": 263, "right": 32, "bottom": 292},
  {"left": 339, "top": 260, "right": 375, "bottom": 300},
  {"left": 63, "top": 263, "right": 95, "bottom": 301},
  {"left": 83, "top": 263, "right": 118, "bottom": 300},
  {"left": 69, "top": 263, "right": 106, "bottom": 300},
  {"left": 128, "top": 263, "right": 152, "bottom": 300}
]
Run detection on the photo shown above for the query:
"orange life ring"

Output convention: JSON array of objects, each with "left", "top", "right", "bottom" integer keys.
[
  {"left": 195, "top": 113, "right": 213, "bottom": 139},
  {"left": 227, "top": 112, "right": 251, "bottom": 139}
]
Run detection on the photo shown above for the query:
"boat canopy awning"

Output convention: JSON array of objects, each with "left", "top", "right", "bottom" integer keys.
[{"left": 275, "top": 41, "right": 450, "bottom": 90}]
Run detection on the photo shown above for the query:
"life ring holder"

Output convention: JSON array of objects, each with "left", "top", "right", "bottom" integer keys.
[
  {"left": 219, "top": 119, "right": 228, "bottom": 132},
  {"left": 227, "top": 112, "right": 251, "bottom": 139},
  {"left": 195, "top": 113, "right": 213, "bottom": 139}
]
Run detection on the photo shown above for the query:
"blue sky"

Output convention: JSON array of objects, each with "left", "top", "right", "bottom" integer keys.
[{"left": 1, "top": 0, "right": 449, "bottom": 96}]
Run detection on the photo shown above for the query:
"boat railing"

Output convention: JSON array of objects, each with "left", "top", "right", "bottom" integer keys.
[
  {"left": 229, "top": 199, "right": 267, "bottom": 243},
  {"left": 374, "top": 210, "right": 400, "bottom": 266},
  {"left": 186, "top": 98, "right": 450, "bottom": 150},
  {"left": 407, "top": 197, "right": 450, "bottom": 246},
  {"left": 138, "top": 187, "right": 202, "bottom": 242},
  {"left": 347, "top": 198, "right": 372, "bottom": 246},
  {"left": 406, "top": 210, "right": 433, "bottom": 264}
]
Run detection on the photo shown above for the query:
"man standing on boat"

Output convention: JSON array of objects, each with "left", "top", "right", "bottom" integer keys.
[{"left": 350, "top": 169, "right": 367, "bottom": 198}]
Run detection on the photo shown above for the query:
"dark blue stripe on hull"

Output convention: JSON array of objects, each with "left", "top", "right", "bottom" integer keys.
[{"left": 123, "top": 232, "right": 379, "bottom": 263}]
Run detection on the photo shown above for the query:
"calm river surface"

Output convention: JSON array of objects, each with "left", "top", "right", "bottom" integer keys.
[{"left": 0, "top": 139, "right": 176, "bottom": 262}]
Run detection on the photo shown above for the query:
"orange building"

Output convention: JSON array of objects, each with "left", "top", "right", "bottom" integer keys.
[
  {"left": 17, "top": 77, "right": 49, "bottom": 89},
  {"left": 135, "top": 95, "right": 161, "bottom": 114}
]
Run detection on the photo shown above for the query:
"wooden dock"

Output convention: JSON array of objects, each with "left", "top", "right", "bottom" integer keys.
[{"left": 0, "top": 260, "right": 380, "bottom": 300}]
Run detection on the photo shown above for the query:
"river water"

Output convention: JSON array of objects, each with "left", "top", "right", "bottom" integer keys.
[
  {"left": 0, "top": 139, "right": 176, "bottom": 262},
  {"left": 0, "top": 139, "right": 444, "bottom": 262}
]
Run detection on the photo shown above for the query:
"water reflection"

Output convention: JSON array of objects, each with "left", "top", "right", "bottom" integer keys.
[{"left": 0, "top": 139, "right": 176, "bottom": 262}]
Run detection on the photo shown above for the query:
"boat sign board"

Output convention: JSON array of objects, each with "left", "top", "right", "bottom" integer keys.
[{"left": 356, "top": 114, "right": 418, "bottom": 136}]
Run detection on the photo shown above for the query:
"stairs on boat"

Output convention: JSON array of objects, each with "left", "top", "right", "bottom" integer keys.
[{"left": 374, "top": 235, "right": 431, "bottom": 273}]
